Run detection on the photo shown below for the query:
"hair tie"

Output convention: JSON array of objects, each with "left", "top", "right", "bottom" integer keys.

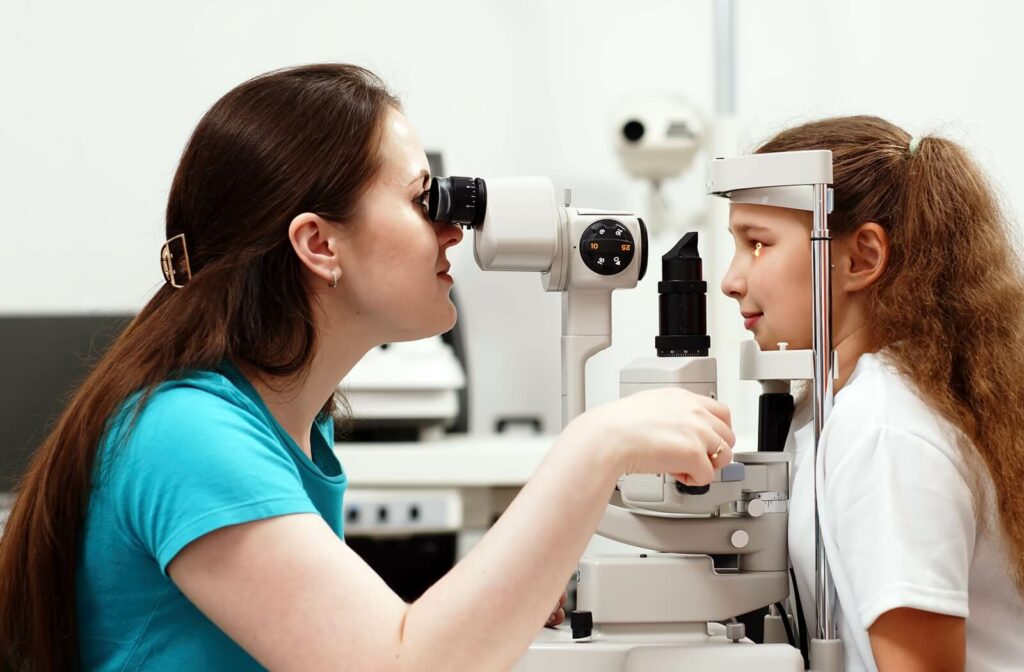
[
  {"left": 908, "top": 137, "right": 922, "bottom": 155},
  {"left": 160, "top": 233, "right": 193, "bottom": 288}
]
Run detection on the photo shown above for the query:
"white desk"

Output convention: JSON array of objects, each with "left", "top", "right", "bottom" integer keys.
[
  {"left": 333, "top": 434, "right": 554, "bottom": 554},
  {"left": 333, "top": 434, "right": 554, "bottom": 487}
]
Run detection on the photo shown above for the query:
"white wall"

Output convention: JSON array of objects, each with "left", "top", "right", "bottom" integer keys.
[{"left": 3, "top": 0, "right": 1022, "bottom": 440}]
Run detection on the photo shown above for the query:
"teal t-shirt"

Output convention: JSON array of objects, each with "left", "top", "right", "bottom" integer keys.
[{"left": 77, "top": 361, "right": 347, "bottom": 670}]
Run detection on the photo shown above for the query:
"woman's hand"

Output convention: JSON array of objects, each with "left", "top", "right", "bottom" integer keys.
[
  {"left": 545, "top": 589, "right": 569, "bottom": 628},
  {"left": 565, "top": 387, "right": 734, "bottom": 487}
]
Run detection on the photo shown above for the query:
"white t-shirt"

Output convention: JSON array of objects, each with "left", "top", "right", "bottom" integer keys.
[{"left": 787, "top": 352, "right": 1024, "bottom": 672}]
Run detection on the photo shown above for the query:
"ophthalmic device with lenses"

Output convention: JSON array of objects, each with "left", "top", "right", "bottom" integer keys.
[
  {"left": 427, "top": 175, "right": 649, "bottom": 426},
  {"left": 425, "top": 152, "right": 842, "bottom": 672}
]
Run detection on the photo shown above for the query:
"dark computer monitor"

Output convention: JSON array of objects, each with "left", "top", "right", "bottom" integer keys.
[{"left": 0, "top": 314, "right": 132, "bottom": 490}]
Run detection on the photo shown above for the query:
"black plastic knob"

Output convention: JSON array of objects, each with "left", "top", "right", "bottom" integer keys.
[
  {"left": 675, "top": 481, "right": 711, "bottom": 496},
  {"left": 570, "top": 610, "right": 593, "bottom": 640},
  {"left": 579, "top": 220, "right": 636, "bottom": 276}
]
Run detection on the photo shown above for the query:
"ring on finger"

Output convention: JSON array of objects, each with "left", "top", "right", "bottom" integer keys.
[{"left": 710, "top": 441, "right": 725, "bottom": 461}]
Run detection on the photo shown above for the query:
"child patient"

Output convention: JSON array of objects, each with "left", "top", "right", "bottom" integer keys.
[{"left": 721, "top": 115, "right": 1024, "bottom": 672}]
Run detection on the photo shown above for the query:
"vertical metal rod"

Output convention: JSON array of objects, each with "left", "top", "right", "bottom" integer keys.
[
  {"left": 713, "top": 0, "right": 737, "bottom": 116},
  {"left": 811, "top": 183, "right": 837, "bottom": 640},
  {"left": 708, "top": 0, "right": 744, "bottom": 438}
]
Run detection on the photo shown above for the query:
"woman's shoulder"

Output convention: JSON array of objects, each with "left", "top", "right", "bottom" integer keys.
[
  {"left": 104, "top": 367, "right": 276, "bottom": 463},
  {"left": 826, "top": 351, "right": 962, "bottom": 464},
  {"left": 136, "top": 368, "right": 257, "bottom": 423}
]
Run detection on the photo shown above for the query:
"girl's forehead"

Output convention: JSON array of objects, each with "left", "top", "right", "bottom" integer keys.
[{"left": 729, "top": 203, "right": 811, "bottom": 232}]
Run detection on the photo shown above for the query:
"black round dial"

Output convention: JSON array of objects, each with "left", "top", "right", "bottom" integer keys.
[{"left": 579, "top": 219, "right": 636, "bottom": 275}]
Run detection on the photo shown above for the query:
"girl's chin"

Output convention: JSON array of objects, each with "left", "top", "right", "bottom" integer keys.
[{"left": 754, "top": 334, "right": 784, "bottom": 351}]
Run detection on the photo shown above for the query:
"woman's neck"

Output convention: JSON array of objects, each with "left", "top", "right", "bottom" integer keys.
[{"left": 238, "top": 310, "right": 378, "bottom": 458}]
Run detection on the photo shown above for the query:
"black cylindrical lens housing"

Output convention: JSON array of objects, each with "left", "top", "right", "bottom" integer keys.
[
  {"left": 655, "top": 232, "right": 711, "bottom": 357},
  {"left": 427, "top": 176, "right": 487, "bottom": 228},
  {"left": 758, "top": 393, "right": 796, "bottom": 452}
]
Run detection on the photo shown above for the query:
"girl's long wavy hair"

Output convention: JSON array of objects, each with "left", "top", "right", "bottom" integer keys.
[
  {"left": 0, "top": 63, "right": 400, "bottom": 671},
  {"left": 759, "top": 115, "right": 1024, "bottom": 592}
]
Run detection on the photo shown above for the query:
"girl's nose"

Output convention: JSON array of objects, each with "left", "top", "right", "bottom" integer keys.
[{"left": 720, "top": 260, "right": 746, "bottom": 299}]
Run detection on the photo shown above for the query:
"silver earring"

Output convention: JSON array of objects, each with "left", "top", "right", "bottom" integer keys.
[{"left": 329, "top": 269, "right": 338, "bottom": 289}]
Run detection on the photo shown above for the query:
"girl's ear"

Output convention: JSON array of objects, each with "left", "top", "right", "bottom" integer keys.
[{"left": 836, "top": 222, "right": 889, "bottom": 293}]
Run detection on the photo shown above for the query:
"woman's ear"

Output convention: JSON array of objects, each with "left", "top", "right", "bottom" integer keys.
[
  {"left": 288, "top": 213, "right": 341, "bottom": 287},
  {"left": 836, "top": 222, "right": 889, "bottom": 293}
]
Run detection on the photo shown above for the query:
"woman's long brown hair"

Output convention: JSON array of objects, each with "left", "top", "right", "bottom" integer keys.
[
  {"left": 0, "top": 64, "right": 399, "bottom": 671},
  {"left": 759, "top": 115, "right": 1024, "bottom": 592}
]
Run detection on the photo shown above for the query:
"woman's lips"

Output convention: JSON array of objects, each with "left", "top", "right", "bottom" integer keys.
[{"left": 743, "top": 313, "right": 763, "bottom": 330}]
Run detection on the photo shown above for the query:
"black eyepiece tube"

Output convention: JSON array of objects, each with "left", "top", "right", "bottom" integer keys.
[
  {"left": 427, "top": 176, "right": 488, "bottom": 228},
  {"left": 655, "top": 232, "right": 711, "bottom": 357}
]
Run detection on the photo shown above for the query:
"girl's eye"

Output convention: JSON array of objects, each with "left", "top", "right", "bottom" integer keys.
[
  {"left": 414, "top": 190, "right": 429, "bottom": 212},
  {"left": 752, "top": 241, "right": 764, "bottom": 258}
]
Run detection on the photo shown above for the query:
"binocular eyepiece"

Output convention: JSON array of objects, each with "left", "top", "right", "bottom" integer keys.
[{"left": 427, "top": 176, "right": 488, "bottom": 228}]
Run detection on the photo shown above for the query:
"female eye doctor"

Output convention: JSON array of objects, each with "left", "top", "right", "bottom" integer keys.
[{"left": 0, "top": 64, "right": 734, "bottom": 672}]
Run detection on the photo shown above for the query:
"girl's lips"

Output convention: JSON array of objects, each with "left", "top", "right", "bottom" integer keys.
[{"left": 743, "top": 314, "right": 762, "bottom": 330}]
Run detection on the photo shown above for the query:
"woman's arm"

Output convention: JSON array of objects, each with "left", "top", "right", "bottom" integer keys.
[
  {"left": 869, "top": 608, "right": 965, "bottom": 672},
  {"left": 169, "top": 388, "right": 733, "bottom": 671}
]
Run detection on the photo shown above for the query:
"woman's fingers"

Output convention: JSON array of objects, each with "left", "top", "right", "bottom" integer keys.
[
  {"left": 581, "top": 387, "right": 736, "bottom": 483},
  {"left": 545, "top": 589, "right": 569, "bottom": 628},
  {"left": 681, "top": 397, "right": 734, "bottom": 449},
  {"left": 692, "top": 393, "right": 732, "bottom": 428},
  {"left": 681, "top": 455, "right": 715, "bottom": 486},
  {"left": 702, "top": 407, "right": 736, "bottom": 449},
  {"left": 710, "top": 438, "right": 733, "bottom": 468}
]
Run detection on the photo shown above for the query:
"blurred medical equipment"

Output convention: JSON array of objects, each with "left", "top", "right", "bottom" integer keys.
[
  {"left": 613, "top": 96, "right": 705, "bottom": 234},
  {"left": 614, "top": 98, "right": 704, "bottom": 183},
  {"left": 340, "top": 337, "right": 466, "bottom": 442},
  {"left": 427, "top": 148, "right": 841, "bottom": 671}
]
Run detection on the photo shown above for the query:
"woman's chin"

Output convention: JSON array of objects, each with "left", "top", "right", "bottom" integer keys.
[{"left": 421, "top": 305, "right": 458, "bottom": 340}]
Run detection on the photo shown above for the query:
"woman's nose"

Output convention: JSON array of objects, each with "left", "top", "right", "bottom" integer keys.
[{"left": 439, "top": 223, "right": 463, "bottom": 248}]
